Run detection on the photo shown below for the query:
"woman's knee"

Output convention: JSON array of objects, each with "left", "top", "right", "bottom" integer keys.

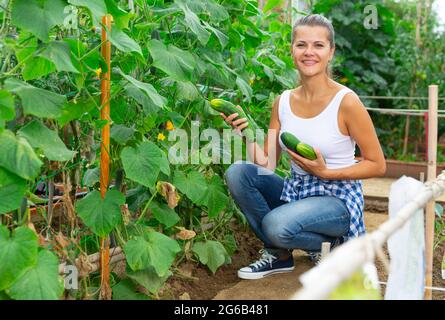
[
  {"left": 262, "top": 214, "right": 295, "bottom": 248},
  {"left": 224, "top": 160, "right": 256, "bottom": 188}
]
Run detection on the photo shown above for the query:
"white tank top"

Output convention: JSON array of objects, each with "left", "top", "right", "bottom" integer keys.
[{"left": 278, "top": 87, "right": 357, "bottom": 175}]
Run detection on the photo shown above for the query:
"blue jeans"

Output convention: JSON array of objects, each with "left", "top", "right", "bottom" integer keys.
[{"left": 225, "top": 161, "right": 350, "bottom": 256}]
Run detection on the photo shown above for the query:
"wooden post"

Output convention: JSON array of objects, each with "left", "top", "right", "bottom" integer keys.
[
  {"left": 99, "top": 14, "right": 112, "bottom": 300},
  {"left": 424, "top": 112, "right": 428, "bottom": 161},
  {"left": 321, "top": 242, "right": 331, "bottom": 260},
  {"left": 425, "top": 85, "right": 438, "bottom": 300}
]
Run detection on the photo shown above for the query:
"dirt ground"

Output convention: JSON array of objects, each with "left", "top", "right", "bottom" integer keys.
[{"left": 159, "top": 211, "right": 445, "bottom": 300}]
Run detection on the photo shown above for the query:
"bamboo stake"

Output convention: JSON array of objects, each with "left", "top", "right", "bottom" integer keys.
[
  {"left": 99, "top": 14, "right": 112, "bottom": 300},
  {"left": 425, "top": 84, "right": 438, "bottom": 300}
]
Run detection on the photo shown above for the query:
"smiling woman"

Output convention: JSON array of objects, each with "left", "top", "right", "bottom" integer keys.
[
  {"left": 291, "top": 15, "right": 335, "bottom": 80},
  {"left": 222, "top": 14, "right": 387, "bottom": 280}
]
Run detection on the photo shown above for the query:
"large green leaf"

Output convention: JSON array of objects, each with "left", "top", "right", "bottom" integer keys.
[
  {"left": 109, "top": 28, "right": 143, "bottom": 56},
  {"left": 118, "top": 69, "right": 167, "bottom": 109},
  {"left": 0, "top": 226, "right": 38, "bottom": 291},
  {"left": 0, "top": 90, "right": 15, "bottom": 121},
  {"left": 205, "top": 0, "right": 229, "bottom": 23},
  {"left": 4, "top": 78, "right": 66, "bottom": 119},
  {"left": 110, "top": 124, "right": 135, "bottom": 145},
  {"left": 9, "top": 250, "right": 63, "bottom": 300},
  {"left": 0, "top": 130, "right": 42, "bottom": 180},
  {"left": 124, "top": 230, "right": 180, "bottom": 276},
  {"left": 159, "top": 149, "right": 170, "bottom": 176},
  {"left": 121, "top": 141, "right": 163, "bottom": 188},
  {"left": 203, "top": 175, "right": 228, "bottom": 218},
  {"left": 183, "top": 0, "right": 229, "bottom": 23},
  {"left": 173, "top": 170, "right": 207, "bottom": 205},
  {"left": 64, "top": 38, "right": 102, "bottom": 72},
  {"left": 236, "top": 76, "right": 253, "bottom": 102},
  {"left": 82, "top": 167, "right": 100, "bottom": 187},
  {"left": 11, "top": 0, "right": 66, "bottom": 42},
  {"left": 104, "top": 0, "right": 131, "bottom": 29},
  {"left": 192, "top": 240, "right": 230, "bottom": 274},
  {"left": 22, "top": 57, "right": 56, "bottom": 81},
  {"left": 175, "top": 0, "right": 210, "bottom": 45},
  {"left": 39, "top": 41, "right": 80, "bottom": 73},
  {"left": 149, "top": 202, "right": 180, "bottom": 228},
  {"left": 148, "top": 40, "right": 196, "bottom": 82},
  {"left": 15, "top": 40, "right": 56, "bottom": 80},
  {"left": 0, "top": 168, "right": 27, "bottom": 215},
  {"left": 204, "top": 62, "right": 234, "bottom": 88},
  {"left": 124, "top": 85, "right": 158, "bottom": 115},
  {"left": 112, "top": 279, "right": 150, "bottom": 300},
  {"left": 203, "top": 21, "right": 229, "bottom": 49},
  {"left": 176, "top": 81, "right": 200, "bottom": 101},
  {"left": 56, "top": 98, "right": 96, "bottom": 127},
  {"left": 68, "top": 0, "right": 107, "bottom": 26},
  {"left": 76, "top": 190, "right": 125, "bottom": 237},
  {"left": 263, "top": 0, "right": 283, "bottom": 13},
  {"left": 18, "top": 120, "right": 75, "bottom": 162},
  {"left": 126, "top": 266, "right": 171, "bottom": 295}
]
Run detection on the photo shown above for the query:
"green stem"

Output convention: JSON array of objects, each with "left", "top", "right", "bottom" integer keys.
[
  {"left": 19, "top": 206, "right": 30, "bottom": 226},
  {"left": 0, "top": 53, "right": 11, "bottom": 74},
  {"left": 0, "top": 0, "right": 10, "bottom": 36},
  {"left": 178, "top": 102, "right": 193, "bottom": 129},
  {"left": 1, "top": 47, "right": 44, "bottom": 78},
  {"left": 114, "top": 225, "right": 126, "bottom": 246},
  {"left": 137, "top": 190, "right": 158, "bottom": 224}
]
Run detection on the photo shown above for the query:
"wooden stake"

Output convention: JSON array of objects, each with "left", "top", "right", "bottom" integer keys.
[
  {"left": 321, "top": 242, "right": 331, "bottom": 260},
  {"left": 99, "top": 14, "right": 112, "bottom": 300},
  {"left": 425, "top": 85, "right": 438, "bottom": 300}
]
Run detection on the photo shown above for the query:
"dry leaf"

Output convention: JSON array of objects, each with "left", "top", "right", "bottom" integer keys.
[
  {"left": 179, "top": 292, "right": 191, "bottom": 300},
  {"left": 121, "top": 204, "right": 131, "bottom": 225},
  {"left": 175, "top": 227, "right": 196, "bottom": 240},
  {"left": 184, "top": 241, "right": 193, "bottom": 261},
  {"left": 156, "top": 181, "right": 180, "bottom": 208},
  {"left": 77, "top": 252, "right": 94, "bottom": 278},
  {"left": 55, "top": 232, "right": 70, "bottom": 248},
  {"left": 62, "top": 174, "right": 76, "bottom": 231}
]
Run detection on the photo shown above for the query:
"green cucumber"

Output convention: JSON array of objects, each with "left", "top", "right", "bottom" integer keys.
[
  {"left": 209, "top": 99, "right": 255, "bottom": 142},
  {"left": 209, "top": 99, "right": 241, "bottom": 116},
  {"left": 27, "top": 191, "right": 49, "bottom": 204},
  {"left": 280, "top": 132, "right": 317, "bottom": 160},
  {"left": 296, "top": 142, "right": 317, "bottom": 160},
  {"left": 280, "top": 132, "right": 300, "bottom": 152}
]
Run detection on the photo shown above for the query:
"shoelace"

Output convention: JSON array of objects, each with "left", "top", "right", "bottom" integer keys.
[
  {"left": 308, "top": 238, "right": 343, "bottom": 265},
  {"left": 249, "top": 249, "right": 277, "bottom": 269},
  {"left": 308, "top": 252, "right": 322, "bottom": 265}
]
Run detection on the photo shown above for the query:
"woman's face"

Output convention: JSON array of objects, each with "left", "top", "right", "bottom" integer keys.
[{"left": 291, "top": 25, "right": 335, "bottom": 78}]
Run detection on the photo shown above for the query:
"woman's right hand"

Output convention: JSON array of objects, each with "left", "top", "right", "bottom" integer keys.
[{"left": 219, "top": 105, "right": 249, "bottom": 135}]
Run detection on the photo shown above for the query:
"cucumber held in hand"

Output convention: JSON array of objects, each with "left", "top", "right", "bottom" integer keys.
[
  {"left": 210, "top": 98, "right": 255, "bottom": 142},
  {"left": 280, "top": 132, "right": 300, "bottom": 152},
  {"left": 296, "top": 142, "right": 317, "bottom": 161},
  {"left": 280, "top": 131, "right": 317, "bottom": 161}
]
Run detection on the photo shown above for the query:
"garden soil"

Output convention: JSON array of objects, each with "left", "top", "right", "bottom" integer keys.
[{"left": 159, "top": 212, "right": 445, "bottom": 300}]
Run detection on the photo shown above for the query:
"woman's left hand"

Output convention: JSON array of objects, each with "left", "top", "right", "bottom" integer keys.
[{"left": 286, "top": 148, "right": 329, "bottom": 179}]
